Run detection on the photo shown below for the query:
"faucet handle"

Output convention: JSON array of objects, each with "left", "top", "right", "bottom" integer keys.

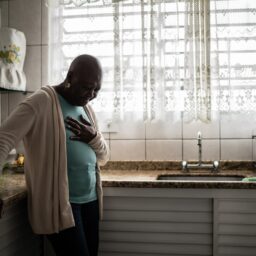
[
  {"left": 181, "top": 160, "right": 188, "bottom": 171},
  {"left": 213, "top": 160, "right": 219, "bottom": 171}
]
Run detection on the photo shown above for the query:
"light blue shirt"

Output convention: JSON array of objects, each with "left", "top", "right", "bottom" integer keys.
[{"left": 57, "top": 93, "right": 97, "bottom": 203}]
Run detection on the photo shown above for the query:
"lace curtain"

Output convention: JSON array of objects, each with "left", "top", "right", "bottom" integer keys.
[
  {"left": 183, "top": 0, "right": 211, "bottom": 122},
  {"left": 48, "top": 0, "right": 256, "bottom": 124},
  {"left": 211, "top": 0, "right": 256, "bottom": 113},
  {"left": 46, "top": 0, "right": 123, "bottom": 7}
]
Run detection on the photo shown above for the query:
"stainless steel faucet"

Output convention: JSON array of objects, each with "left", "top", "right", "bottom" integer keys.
[
  {"left": 182, "top": 131, "right": 219, "bottom": 172},
  {"left": 198, "top": 131, "right": 202, "bottom": 165}
]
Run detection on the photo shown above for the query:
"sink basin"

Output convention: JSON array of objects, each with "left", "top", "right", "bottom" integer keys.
[{"left": 157, "top": 175, "right": 245, "bottom": 181}]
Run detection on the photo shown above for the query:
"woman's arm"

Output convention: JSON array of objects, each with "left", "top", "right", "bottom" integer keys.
[
  {"left": 86, "top": 105, "right": 110, "bottom": 166},
  {"left": 88, "top": 131, "right": 110, "bottom": 166},
  {"left": 0, "top": 102, "right": 35, "bottom": 169}
]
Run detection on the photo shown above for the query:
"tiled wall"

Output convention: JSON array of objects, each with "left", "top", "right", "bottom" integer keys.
[
  {"left": 0, "top": 0, "right": 255, "bottom": 162},
  {"left": 0, "top": 0, "right": 48, "bottom": 122},
  {"left": 104, "top": 116, "right": 255, "bottom": 161}
]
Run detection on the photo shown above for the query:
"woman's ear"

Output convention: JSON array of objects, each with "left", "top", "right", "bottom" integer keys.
[{"left": 66, "top": 71, "right": 73, "bottom": 83}]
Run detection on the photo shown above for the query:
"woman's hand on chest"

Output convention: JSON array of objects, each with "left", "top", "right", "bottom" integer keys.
[{"left": 65, "top": 115, "right": 97, "bottom": 143}]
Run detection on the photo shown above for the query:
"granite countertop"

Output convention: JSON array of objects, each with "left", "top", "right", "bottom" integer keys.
[
  {"left": 100, "top": 169, "right": 256, "bottom": 189},
  {"left": 0, "top": 173, "right": 27, "bottom": 217},
  {"left": 1, "top": 161, "right": 256, "bottom": 217}
]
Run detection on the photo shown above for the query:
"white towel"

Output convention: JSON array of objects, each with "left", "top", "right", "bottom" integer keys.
[{"left": 0, "top": 27, "right": 26, "bottom": 91}]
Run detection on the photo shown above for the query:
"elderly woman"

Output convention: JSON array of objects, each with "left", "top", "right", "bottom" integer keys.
[{"left": 0, "top": 54, "right": 110, "bottom": 256}]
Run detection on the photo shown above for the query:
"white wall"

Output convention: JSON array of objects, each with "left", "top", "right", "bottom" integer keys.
[{"left": 0, "top": 0, "right": 255, "bottom": 162}]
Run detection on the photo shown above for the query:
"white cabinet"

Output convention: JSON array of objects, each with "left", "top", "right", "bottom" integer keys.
[
  {"left": 214, "top": 199, "right": 256, "bottom": 256},
  {"left": 99, "top": 188, "right": 256, "bottom": 256}
]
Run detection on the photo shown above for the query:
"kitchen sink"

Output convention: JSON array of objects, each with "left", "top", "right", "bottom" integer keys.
[{"left": 157, "top": 175, "right": 245, "bottom": 181}]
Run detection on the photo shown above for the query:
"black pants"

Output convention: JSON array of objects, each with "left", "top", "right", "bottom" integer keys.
[{"left": 46, "top": 200, "right": 99, "bottom": 256}]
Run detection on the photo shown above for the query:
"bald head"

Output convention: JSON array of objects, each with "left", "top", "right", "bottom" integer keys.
[
  {"left": 61, "top": 54, "right": 102, "bottom": 106},
  {"left": 68, "top": 54, "right": 102, "bottom": 82}
]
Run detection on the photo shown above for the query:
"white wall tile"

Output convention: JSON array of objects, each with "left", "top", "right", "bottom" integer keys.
[
  {"left": 1, "top": 94, "right": 9, "bottom": 123},
  {"left": 183, "top": 139, "right": 220, "bottom": 161},
  {"left": 8, "top": 92, "right": 32, "bottom": 114},
  {"left": 41, "top": 45, "right": 48, "bottom": 86},
  {"left": 183, "top": 119, "right": 220, "bottom": 139},
  {"left": 102, "top": 132, "right": 110, "bottom": 140},
  {"left": 146, "top": 140, "right": 182, "bottom": 160},
  {"left": 24, "top": 46, "right": 41, "bottom": 91},
  {"left": 221, "top": 139, "right": 252, "bottom": 161},
  {"left": 183, "top": 140, "right": 198, "bottom": 160},
  {"left": 110, "top": 140, "right": 145, "bottom": 161},
  {"left": 9, "top": 0, "right": 41, "bottom": 45},
  {"left": 146, "top": 120, "right": 182, "bottom": 139},
  {"left": 110, "top": 121, "right": 145, "bottom": 140},
  {"left": 42, "top": 0, "right": 49, "bottom": 45},
  {"left": 0, "top": 1, "right": 9, "bottom": 27},
  {"left": 221, "top": 113, "right": 256, "bottom": 139},
  {"left": 205, "top": 140, "right": 220, "bottom": 161}
]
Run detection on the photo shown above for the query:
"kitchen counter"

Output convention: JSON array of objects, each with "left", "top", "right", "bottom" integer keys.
[
  {"left": 100, "top": 169, "right": 256, "bottom": 188},
  {"left": 0, "top": 173, "right": 27, "bottom": 217},
  {"left": 1, "top": 161, "right": 256, "bottom": 217}
]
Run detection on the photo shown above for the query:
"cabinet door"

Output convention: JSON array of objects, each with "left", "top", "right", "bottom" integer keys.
[
  {"left": 214, "top": 198, "right": 256, "bottom": 256},
  {"left": 0, "top": 199, "right": 42, "bottom": 256},
  {"left": 100, "top": 187, "right": 213, "bottom": 256}
]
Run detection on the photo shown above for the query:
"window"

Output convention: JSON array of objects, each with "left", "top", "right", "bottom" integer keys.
[
  {"left": 49, "top": 0, "right": 256, "bottom": 123},
  {"left": 211, "top": 0, "right": 256, "bottom": 112}
]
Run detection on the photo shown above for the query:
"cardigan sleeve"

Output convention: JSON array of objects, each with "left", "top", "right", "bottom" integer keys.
[
  {"left": 0, "top": 102, "right": 35, "bottom": 170},
  {"left": 88, "top": 131, "right": 110, "bottom": 166},
  {"left": 86, "top": 105, "right": 110, "bottom": 166}
]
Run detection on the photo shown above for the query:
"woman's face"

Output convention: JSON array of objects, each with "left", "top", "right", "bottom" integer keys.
[{"left": 67, "top": 70, "right": 102, "bottom": 106}]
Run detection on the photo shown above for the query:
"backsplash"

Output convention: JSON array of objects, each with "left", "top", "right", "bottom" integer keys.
[{"left": 0, "top": 0, "right": 255, "bottom": 162}]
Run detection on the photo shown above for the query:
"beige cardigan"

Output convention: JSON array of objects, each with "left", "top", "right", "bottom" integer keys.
[{"left": 0, "top": 85, "right": 109, "bottom": 234}]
